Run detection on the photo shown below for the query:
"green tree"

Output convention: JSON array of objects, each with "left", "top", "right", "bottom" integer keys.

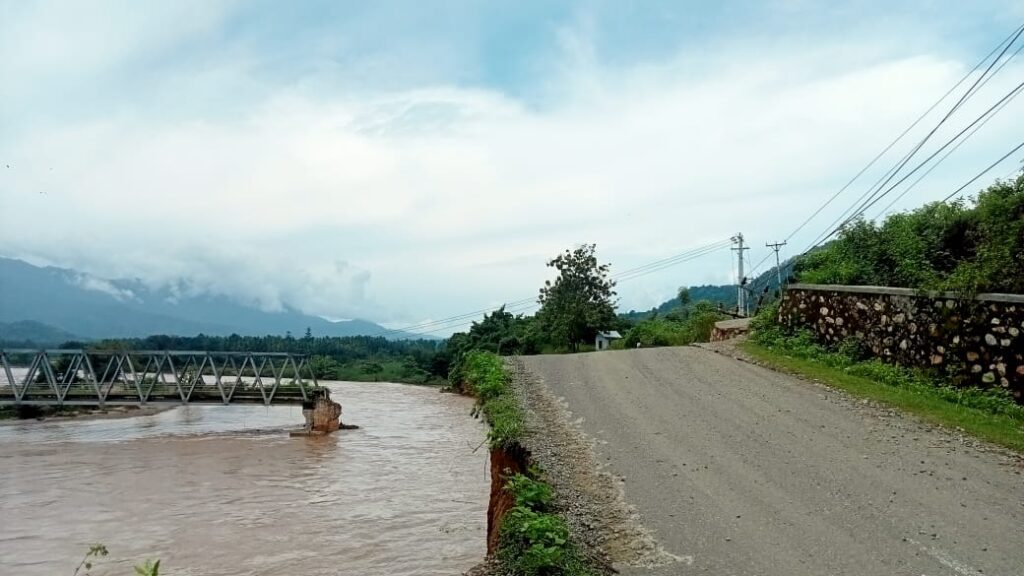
[{"left": 537, "top": 244, "right": 617, "bottom": 351}]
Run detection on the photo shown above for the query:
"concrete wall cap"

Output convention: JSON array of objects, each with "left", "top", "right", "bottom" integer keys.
[{"left": 787, "top": 284, "right": 1024, "bottom": 304}]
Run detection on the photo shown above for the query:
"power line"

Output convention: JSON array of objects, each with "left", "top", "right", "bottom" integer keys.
[
  {"left": 850, "top": 80, "right": 1024, "bottom": 220},
  {"left": 874, "top": 83, "right": 1024, "bottom": 217},
  {"left": 804, "top": 23, "right": 1024, "bottom": 251},
  {"left": 374, "top": 239, "right": 732, "bottom": 338},
  {"left": 399, "top": 240, "right": 734, "bottom": 337},
  {"left": 941, "top": 139, "right": 1024, "bottom": 203},
  {"left": 806, "top": 76, "right": 1024, "bottom": 251},
  {"left": 782, "top": 22, "right": 1024, "bottom": 244},
  {"left": 408, "top": 302, "right": 542, "bottom": 336},
  {"left": 873, "top": 41, "right": 1024, "bottom": 218},
  {"left": 614, "top": 239, "right": 733, "bottom": 282}
]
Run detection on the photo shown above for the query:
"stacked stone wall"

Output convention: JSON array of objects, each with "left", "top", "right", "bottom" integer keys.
[{"left": 779, "top": 284, "right": 1024, "bottom": 400}]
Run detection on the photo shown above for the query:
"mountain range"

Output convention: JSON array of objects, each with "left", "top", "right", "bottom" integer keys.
[{"left": 0, "top": 257, "right": 428, "bottom": 344}]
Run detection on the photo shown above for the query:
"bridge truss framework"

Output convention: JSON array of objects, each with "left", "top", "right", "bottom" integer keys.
[{"left": 0, "top": 349, "right": 320, "bottom": 406}]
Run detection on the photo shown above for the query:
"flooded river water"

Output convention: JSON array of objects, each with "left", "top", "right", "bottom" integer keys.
[{"left": 0, "top": 381, "right": 489, "bottom": 575}]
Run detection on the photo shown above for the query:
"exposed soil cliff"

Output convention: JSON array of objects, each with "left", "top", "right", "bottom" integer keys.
[{"left": 486, "top": 443, "right": 531, "bottom": 554}]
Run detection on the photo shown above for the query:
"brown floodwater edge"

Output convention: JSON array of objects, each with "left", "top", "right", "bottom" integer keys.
[
  {"left": 0, "top": 404, "right": 177, "bottom": 425},
  {"left": 0, "top": 380, "right": 490, "bottom": 576}
]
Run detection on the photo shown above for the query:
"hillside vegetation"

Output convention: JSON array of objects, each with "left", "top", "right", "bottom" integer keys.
[{"left": 797, "top": 174, "right": 1024, "bottom": 294}]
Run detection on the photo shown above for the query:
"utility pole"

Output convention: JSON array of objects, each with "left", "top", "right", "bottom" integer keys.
[
  {"left": 731, "top": 233, "right": 749, "bottom": 316},
  {"left": 766, "top": 240, "right": 787, "bottom": 293}
]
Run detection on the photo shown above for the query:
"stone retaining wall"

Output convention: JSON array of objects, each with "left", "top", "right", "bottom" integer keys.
[{"left": 779, "top": 284, "right": 1024, "bottom": 399}]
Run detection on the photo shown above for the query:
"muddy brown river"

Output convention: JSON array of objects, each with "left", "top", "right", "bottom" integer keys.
[{"left": 0, "top": 381, "right": 489, "bottom": 575}]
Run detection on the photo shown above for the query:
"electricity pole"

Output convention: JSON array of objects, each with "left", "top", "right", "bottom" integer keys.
[
  {"left": 731, "top": 233, "right": 749, "bottom": 316},
  {"left": 766, "top": 240, "right": 787, "bottom": 293}
]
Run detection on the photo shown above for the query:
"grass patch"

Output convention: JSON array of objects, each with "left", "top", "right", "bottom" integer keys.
[{"left": 741, "top": 338, "right": 1024, "bottom": 453}]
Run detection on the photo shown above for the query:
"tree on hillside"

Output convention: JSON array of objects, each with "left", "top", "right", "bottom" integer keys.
[
  {"left": 678, "top": 287, "right": 691, "bottom": 307},
  {"left": 537, "top": 244, "right": 617, "bottom": 351}
]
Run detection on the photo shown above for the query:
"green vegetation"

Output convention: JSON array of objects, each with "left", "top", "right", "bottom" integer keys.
[
  {"left": 442, "top": 244, "right": 729, "bottom": 360},
  {"left": 445, "top": 307, "right": 546, "bottom": 359},
  {"left": 499, "top": 470, "right": 596, "bottom": 576},
  {"left": 746, "top": 304, "right": 1024, "bottom": 452},
  {"left": 621, "top": 300, "right": 726, "bottom": 348},
  {"left": 451, "top": 351, "right": 595, "bottom": 575},
  {"left": 797, "top": 173, "right": 1024, "bottom": 295},
  {"left": 313, "top": 356, "right": 444, "bottom": 385},
  {"left": 620, "top": 284, "right": 735, "bottom": 320},
  {"left": 442, "top": 244, "right": 630, "bottom": 363},
  {"left": 536, "top": 244, "right": 618, "bottom": 352},
  {"left": 455, "top": 350, "right": 523, "bottom": 448}
]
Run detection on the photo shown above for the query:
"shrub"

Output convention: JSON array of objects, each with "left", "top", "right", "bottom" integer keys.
[
  {"left": 622, "top": 318, "right": 691, "bottom": 348},
  {"left": 795, "top": 174, "right": 1024, "bottom": 295},
  {"left": 622, "top": 300, "right": 727, "bottom": 348}
]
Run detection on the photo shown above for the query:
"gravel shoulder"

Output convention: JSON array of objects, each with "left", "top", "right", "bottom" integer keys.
[
  {"left": 505, "top": 357, "right": 681, "bottom": 573},
  {"left": 517, "top": 346, "right": 1024, "bottom": 576}
]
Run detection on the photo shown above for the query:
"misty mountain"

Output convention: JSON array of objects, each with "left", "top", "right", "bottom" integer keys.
[
  {"left": 0, "top": 257, "right": 428, "bottom": 341},
  {"left": 0, "top": 320, "right": 82, "bottom": 346}
]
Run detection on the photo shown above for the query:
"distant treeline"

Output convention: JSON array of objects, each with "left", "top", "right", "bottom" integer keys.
[
  {"left": 88, "top": 333, "right": 437, "bottom": 359},
  {"left": 77, "top": 333, "right": 448, "bottom": 385}
]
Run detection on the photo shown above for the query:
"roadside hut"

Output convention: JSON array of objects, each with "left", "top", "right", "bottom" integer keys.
[{"left": 594, "top": 330, "right": 622, "bottom": 351}]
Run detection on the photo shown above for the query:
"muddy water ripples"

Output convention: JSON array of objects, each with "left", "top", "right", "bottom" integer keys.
[{"left": 0, "top": 381, "right": 489, "bottom": 576}]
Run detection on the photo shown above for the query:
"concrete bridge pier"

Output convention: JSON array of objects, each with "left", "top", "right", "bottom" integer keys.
[{"left": 293, "top": 388, "right": 344, "bottom": 436}]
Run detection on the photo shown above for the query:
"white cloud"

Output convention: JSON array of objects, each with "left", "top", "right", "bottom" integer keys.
[
  {"left": 71, "top": 274, "right": 136, "bottom": 302},
  {"left": 2, "top": 5, "right": 1024, "bottom": 330}
]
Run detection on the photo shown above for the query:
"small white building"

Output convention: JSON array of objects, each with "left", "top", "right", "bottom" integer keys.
[{"left": 594, "top": 330, "right": 622, "bottom": 351}]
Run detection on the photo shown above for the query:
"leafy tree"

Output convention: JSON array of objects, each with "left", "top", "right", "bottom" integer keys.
[{"left": 537, "top": 244, "right": 617, "bottom": 351}]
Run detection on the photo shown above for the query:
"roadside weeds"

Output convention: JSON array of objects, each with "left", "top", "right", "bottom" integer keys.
[{"left": 721, "top": 339, "right": 1024, "bottom": 455}]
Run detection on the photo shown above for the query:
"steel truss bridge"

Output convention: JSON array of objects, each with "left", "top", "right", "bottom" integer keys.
[{"left": 0, "top": 349, "right": 321, "bottom": 407}]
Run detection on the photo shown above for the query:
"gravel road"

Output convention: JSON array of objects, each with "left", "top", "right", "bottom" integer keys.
[{"left": 518, "top": 347, "right": 1024, "bottom": 576}]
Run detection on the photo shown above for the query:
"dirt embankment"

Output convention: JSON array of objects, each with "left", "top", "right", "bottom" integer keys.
[{"left": 485, "top": 443, "right": 530, "bottom": 554}]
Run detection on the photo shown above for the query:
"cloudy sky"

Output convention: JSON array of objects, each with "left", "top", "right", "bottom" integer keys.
[{"left": 2, "top": 1, "right": 1023, "bottom": 334}]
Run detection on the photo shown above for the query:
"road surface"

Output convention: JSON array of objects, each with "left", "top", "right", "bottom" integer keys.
[{"left": 518, "top": 347, "right": 1024, "bottom": 576}]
